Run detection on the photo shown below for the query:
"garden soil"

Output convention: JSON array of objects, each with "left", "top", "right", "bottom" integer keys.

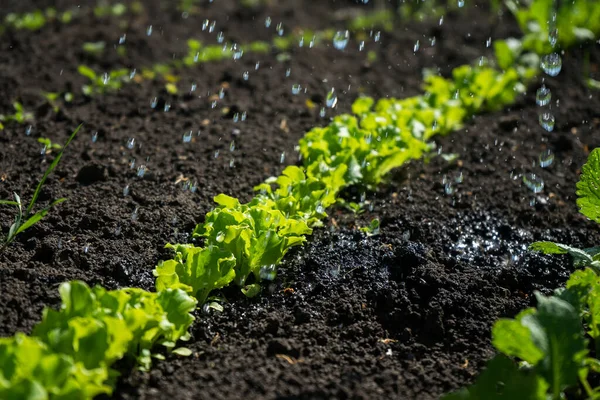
[{"left": 1, "top": 0, "right": 600, "bottom": 399}]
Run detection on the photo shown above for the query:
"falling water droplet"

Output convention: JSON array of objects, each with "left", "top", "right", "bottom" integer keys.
[
  {"left": 540, "top": 53, "right": 562, "bottom": 76},
  {"left": 265, "top": 16, "right": 271, "bottom": 28},
  {"left": 523, "top": 173, "right": 544, "bottom": 193},
  {"left": 259, "top": 265, "right": 277, "bottom": 281},
  {"left": 127, "top": 138, "right": 136, "bottom": 149},
  {"left": 549, "top": 28, "right": 558, "bottom": 47},
  {"left": 91, "top": 132, "right": 98, "bottom": 143},
  {"left": 131, "top": 207, "right": 139, "bottom": 221},
  {"left": 374, "top": 31, "right": 381, "bottom": 42},
  {"left": 146, "top": 25, "right": 153, "bottom": 36},
  {"left": 333, "top": 30, "right": 350, "bottom": 50},
  {"left": 151, "top": 97, "right": 158, "bottom": 108},
  {"left": 538, "top": 112, "right": 555, "bottom": 132},
  {"left": 183, "top": 131, "right": 193, "bottom": 143},
  {"left": 163, "top": 103, "right": 171, "bottom": 112},
  {"left": 291, "top": 84, "right": 302, "bottom": 95},
  {"left": 359, "top": 40, "right": 365, "bottom": 51},
  {"left": 485, "top": 37, "right": 492, "bottom": 47},
  {"left": 457, "top": 0, "right": 465, "bottom": 7},
  {"left": 216, "top": 231, "right": 225, "bottom": 242},
  {"left": 539, "top": 149, "right": 555, "bottom": 168},
  {"left": 276, "top": 22, "right": 284, "bottom": 36},
  {"left": 285, "top": 68, "right": 291, "bottom": 77},
  {"left": 123, "top": 185, "right": 130, "bottom": 196},
  {"left": 319, "top": 107, "right": 326, "bottom": 117},
  {"left": 326, "top": 88, "right": 338, "bottom": 108},
  {"left": 242, "top": 71, "right": 249, "bottom": 81},
  {"left": 25, "top": 125, "right": 32, "bottom": 136},
  {"left": 536, "top": 85, "right": 552, "bottom": 106},
  {"left": 137, "top": 165, "right": 147, "bottom": 178},
  {"left": 217, "top": 31, "right": 224, "bottom": 43},
  {"left": 280, "top": 152, "right": 286, "bottom": 164},
  {"left": 413, "top": 40, "right": 420, "bottom": 52}
]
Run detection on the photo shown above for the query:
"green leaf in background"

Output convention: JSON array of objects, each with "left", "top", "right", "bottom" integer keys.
[
  {"left": 442, "top": 355, "right": 547, "bottom": 400},
  {"left": 576, "top": 148, "right": 600, "bottom": 223}
]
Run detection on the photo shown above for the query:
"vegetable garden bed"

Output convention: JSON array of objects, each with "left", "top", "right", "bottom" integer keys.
[{"left": 1, "top": 0, "right": 600, "bottom": 399}]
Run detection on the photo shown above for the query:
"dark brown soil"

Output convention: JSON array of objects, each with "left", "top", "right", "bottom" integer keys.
[{"left": 1, "top": 1, "right": 599, "bottom": 399}]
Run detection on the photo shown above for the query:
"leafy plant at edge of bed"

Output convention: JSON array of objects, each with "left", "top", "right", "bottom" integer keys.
[{"left": 0, "top": 124, "right": 81, "bottom": 249}]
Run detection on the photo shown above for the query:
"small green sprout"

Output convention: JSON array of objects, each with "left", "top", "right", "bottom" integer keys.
[
  {"left": 38, "top": 137, "right": 63, "bottom": 154},
  {"left": 82, "top": 41, "right": 106, "bottom": 57},
  {"left": 0, "top": 124, "right": 81, "bottom": 248},
  {"left": 360, "top": 218, "right": 380, "bottom": 236},
  {"left": 0, "top": 102, "right": 34, "bottom": 130}
]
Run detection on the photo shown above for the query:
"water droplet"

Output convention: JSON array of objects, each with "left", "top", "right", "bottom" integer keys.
[
  {"left": 265, "top": 17, "right": 271, "bottom": 28},
  {"left": 163, "top": 103, "right": 171, "bottom": 112},
  {"left": 91, "top": 132, "right": 98, "bottom": 143},
  {"left": 241, "top": 111, "right": 247, "bottom": 121},
  {"left": 276, "top": 22, "right": 284, "bottom": 36},
  {"left": 137, "top": 165, "right": 147, "bottom": 178},
  {"left": 202, "top": 19, "right": 209, "bottom": 31},
  {"left": 127, "top": 138, "right": 136, "bottom": 149},
  {"left": 216, "top": 231, "right": 225, "bottom": 242},
  {"left": 536, "top": 85, "right": 552, "bottom": 106},
  {"left": 183, "top": 131, "right": 193, "bottom": 143},
  {"left": 209, "top": 21, "right": 216, "bottom": 33},
  {"left": 214, "top": 150, "right": 220, "bottom": 159},
  {"left": 539, "top": 149, "right": 555, "bottom": 168},
  {"left": 129, "top": 158, "right": 136, "bottom": 169},
  {"left": 485, "top": 37, "right": 492, "bottom": 47},
  {"left": 259, "top": 264, "right": 277, "bottom": 281},
  {"left": 123, "top": 185, "right": 130, "bottom": 196},
  {"left": 549, "top": 28, "right": 558, "bottom": 47},
  {"left": 280, "top": 152, "right": 286, "bottom": 164},
  {"left": 229, "top": 159, "right": 235, "bottom": 168},
  {"left": 255, "top": 62, "right": 260, "bottom": 70},
  {"left": 219, "top": 88, "right": 226, "bottom": 99},
  {"left": 230, "top": 141, "right": 235, "bottom": 152},
  {"left": 439, "top": 16, "right": 444, "bottom": 25},
  {"left": 319, "top": 107, "right": 326, "bottom": 117},
  {"left": 114, "top": 225, "right": 121, "bottom": 236},
  {"left": 359, "top": 40, "right": 365, "bottom": 51},
  {"left": 190, "top": 180, "right": 198, "bottom": 193},
  {"left": 242, "top": 71, "right": 249, "bottom": 81},
  {"left": 285, "top": 68, "right": 291, "bottom": 77},
  {"left": 151, "top": 97, "right": 158, "bottom": 108},
  {"left": 233, "top": 113, "right": 239, "bottom": 123},
  {"left": 291, "top": 84, "right": 302, "bottom": 95},
  {"left": 190, "top": 83, "right": 197, "bottom": 92},
  {"left": 129, "top": 69, "right": 136, "bottom": 80},
  {"left": 119, "top": 34, "right": 126, "bottom": 44},
  {"left": 326, "top": 88, "right": 338, "bottom": 108},
  {"left": 538, "top": 112, "right": 555, "bottom": 132},
  {"left": 333, "top": 30, "right": 350, "bottom": 50},
  {"left": 298, "top": 37, "right": 304, "bottom": 47},
  {"left": 541, "top": 53, "right": 562, "bottom": 76},
  {"left": 217, "top": 31, "right": 224, "bottom": 43},
  {"left": 83, "top": 244, "right": 90, "bottom": 254},
  {"left": 102, "top": 73, "right": 110, "bottom": 85},
  {"left": 457, "top": 0, "right": 465, "bottom": 7},
  {"left": 523, "top": 173, "right": 544, "bottom": 193},
  {"left": 146, "top": 25, "right": 153, "bottom": 36},
  {"left": 25, "top": 125, "right": 32, "bottom": 136},
  {"left": 131, "top": 207, "right": 139, "bottom": 221},
  {"left": 374, "top": 31, "right": 381, "bottom": 42},
  {"left": 413, "top": 40, "right": 420, "bottom": 52}
]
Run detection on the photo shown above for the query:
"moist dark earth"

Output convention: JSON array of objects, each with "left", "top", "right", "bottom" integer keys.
[{"left": 0, "top": 0, "right": 599, "bottom": 399}]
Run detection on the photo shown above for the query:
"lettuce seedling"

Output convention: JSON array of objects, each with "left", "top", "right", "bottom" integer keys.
[
  {"left": 531, "top": 148, "right": 600, "bottom": 272},
  {"left": 0, "top": 333, "right": 111, "bottom": 399},
  {"left": 33, "top": 280, "right": 197, "bottom": 372},
  {"left": 0, "top": 124, "right": 81, "bottom": 249}
]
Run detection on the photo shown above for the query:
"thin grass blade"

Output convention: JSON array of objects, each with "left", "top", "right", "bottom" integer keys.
[
  {"left": 17, "top": 198, "right": 66, "bottom": 235},
  {"left": 27, "top": 123, "right": 82, "bottom": 215}
]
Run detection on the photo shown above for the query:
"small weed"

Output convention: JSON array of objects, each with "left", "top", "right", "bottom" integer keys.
[{"left": 0, "top": 124, "right": 81, "bottom": 248}]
